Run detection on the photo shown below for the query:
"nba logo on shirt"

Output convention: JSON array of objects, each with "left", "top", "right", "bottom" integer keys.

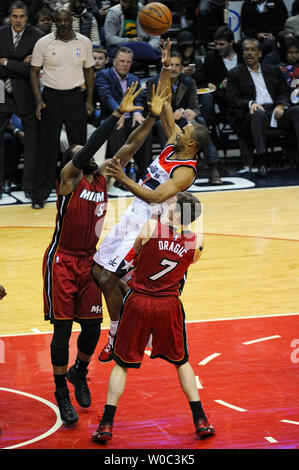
[
  {"left": 76, "top": 48, "right": 81, "bottom": 57},
  {"left": 55, "top": 256, "right": 60, "bottom": 263}
]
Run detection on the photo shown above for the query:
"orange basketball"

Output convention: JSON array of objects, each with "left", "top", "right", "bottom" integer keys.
[{"left": 138, "top": 2, "right": 172, "bottom": 36}]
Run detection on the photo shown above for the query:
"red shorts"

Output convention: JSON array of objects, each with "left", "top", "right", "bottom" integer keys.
[
  {"left": 43, "top": 246, "right": 103, "bottom": 323},
  {"left": 113, "top": 290, "right": 189, "bottom": 368}
]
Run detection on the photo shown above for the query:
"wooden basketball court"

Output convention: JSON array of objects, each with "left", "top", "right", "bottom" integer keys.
[{"left": 0, "top": 186, "right": 298, "bottom": 453}]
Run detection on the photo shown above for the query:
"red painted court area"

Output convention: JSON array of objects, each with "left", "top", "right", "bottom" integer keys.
[{"left": 0, "top": 314, "right": 298, "bottom": 450}]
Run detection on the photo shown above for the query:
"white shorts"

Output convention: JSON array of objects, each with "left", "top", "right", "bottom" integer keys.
[{"left": 94, "top": 200, "right": 156, "bottom": 277}]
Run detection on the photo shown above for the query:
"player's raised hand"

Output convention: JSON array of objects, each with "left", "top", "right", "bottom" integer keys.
[
  {"left": 147, "top": 81, "right": 171, "bottom": 117},
  {"left": 160, "top": 38, "right": 171, "bottom": 68},
  {"left": 118, "top": 82, "right": 144, "bottom": 114}
]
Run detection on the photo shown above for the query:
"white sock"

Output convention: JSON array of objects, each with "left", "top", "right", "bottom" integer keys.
[{"left": 110, "top": 321, "right": 118, "bottom": 337}]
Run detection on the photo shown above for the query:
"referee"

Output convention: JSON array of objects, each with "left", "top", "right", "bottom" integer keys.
[{"left": 30, "top": 5, "right": 94, "bottom": 209}]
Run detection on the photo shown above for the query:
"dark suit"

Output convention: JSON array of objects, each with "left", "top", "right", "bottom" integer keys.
[
  {"left": 95, "top": 67, "right": 152, "bottom": 180},
  {"left": 203, "top": 46, "right": 243, "bottom": 116},
  {"left": 0, "top": 23, "right": 43, "bottom": 193},
  {"left": 226, "top": 63, "right": 299, "bottom": 157}
]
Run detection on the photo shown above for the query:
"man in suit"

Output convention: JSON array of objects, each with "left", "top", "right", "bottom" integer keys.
[
  {"left": 203, "top": 26, "right": 243, "bottom": 118},
  {"left": 0, "top": 1, "right": 43, "bottom": 199},
  {"left": 95, "top": 46, "right": 152, "bottom": 181},
  {"left": 226, "top": 38, "right": 299, "bottom": 175}
]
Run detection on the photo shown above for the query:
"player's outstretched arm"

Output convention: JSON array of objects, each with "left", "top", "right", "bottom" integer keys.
[
  {"left": 59, "top": 83, "right": 144, "bottom": 194},
  {"left": 100, "top": 82, "right": 170, "bottom": 176}
]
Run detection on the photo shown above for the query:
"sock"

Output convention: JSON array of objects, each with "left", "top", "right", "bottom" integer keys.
[
  {"left": 54, "top": 373, "right": 67, "bottom": 390},
  {"left": 110, "top": 321, "right": 118, "bottom": 337},
  {"left": 74, "top": 356, "right": 89, "bottom": 371},
  {"left": 189, "top": 400, "right": 206, "bottom": 422},
  {"left": 100, "top": 404, "right": 117, "bottom": 426}
]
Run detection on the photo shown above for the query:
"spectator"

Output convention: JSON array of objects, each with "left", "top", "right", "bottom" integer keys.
[
  {"left": 95, "top": 46, "right": 152, "bottom": 181},
  {"left": 263, "top": 30, "right": 296, "bottom": 66},
  {"left": 63, "top": 0, "right": 101, "bottom": 46},
  {"left": 196, "top": 0, "right": 225, "bottom": 56},
  {"left": 34, "top": 7, "right": 54, "bottom": 35},
  {"left": 284, "top": 0, "right": 299, "bottom": 39},
  {"left": 3, "top": 115, "right": 25, "bottom": 192},
  {"left": 86, "top": 1, "right": 117, "bottom": 32},
  {"left": 176, "top": 30, "right": 215, "bottom": 125},
  {"left": 104, "top": 0, "right": 160, "bottom": 63},
  {"left": 93, "top": 45, "right": 109, "bottom": 74},
  {"left": 203, "top": 25, "right": 243, "bottom": 118},
  {"left": 0, "top": 1, "right": 43, "bottom": 199},
  {"left": 276, "top": 37, "right": 299, "bottom": 90},
  {"left": 30, "top": 6, "right": 95, "bottom": 209},
  {"left": 148, "top": 51, "right": 222, "bottom": 185},
  {"left": 241, "top": 0, "right": 288, "bottom": 58},
  {"left": 226, "top": 38, "right": 299, "bottom": 176}
]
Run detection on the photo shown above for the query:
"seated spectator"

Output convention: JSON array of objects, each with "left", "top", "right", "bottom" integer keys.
[
  {"left": 34, "top": 7, "right": 53, "bottom": 35},
  {"left": 104, "top": 0, "right": 160, "bottom": 64},
  {"left": 3, "top": 115, "right": 25, "bottom": 193},
  {"left": 93, "top": 45, "right": 109, "bottom": 74},
  {"left": 60, "top": 0, "right": 100, "bottom": 46},
  {"left": 95, "top": 46, "right": 152, "bottom": 181},
  {"left": 196, "top": 0, "right": 225, "bottom": 56},
  {"left": 173, "top": 0, "right": 197, "bottom": 33},
  {"left": 241, "top": 0, "right": 288, "bottom": 58},
  {"left": 86, "top": 1, "right": 117, "bottom": 32},
  {"left": 262, "top": 30, "right": 296, "bottom": 65},
  {"left": 226, "top": 38, "right": 299, "bottom": 176},
  {"left": 176, "top": 30, "right": 215, "bottom": 125},
  {"left": 276, "top": 37, "right": 299, "bottom": 90},
  {"left": 203, "top": 26, "right": 243, "bottom": 119},
  {"left": 284, "top": 0, "right": 299, "bottom": 39},
  {"left": 147, "top": 51, "right": 222, "bottom": 184}
]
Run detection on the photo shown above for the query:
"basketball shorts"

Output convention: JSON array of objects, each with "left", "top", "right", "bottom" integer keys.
[
  {"left": 93, "top": 202, "right": 151, "bottom": 278},
  {"left": 112, "top": 290, "right": 189, "bottom": 368},
  {"left": 43, "top": 247, "right": 103, "bottom": 324}
]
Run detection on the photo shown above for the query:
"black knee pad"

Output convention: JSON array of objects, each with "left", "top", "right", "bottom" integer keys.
[
  {"left": 50, "top": 321, "right": 73, "bottom": 366},
  {"left": 77, "top": 322, "right": 101, "bottom": 356}
]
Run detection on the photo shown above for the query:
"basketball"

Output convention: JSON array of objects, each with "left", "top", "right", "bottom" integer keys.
[{"left": 138, "top": 2, "right": 172, "bottom": 36}]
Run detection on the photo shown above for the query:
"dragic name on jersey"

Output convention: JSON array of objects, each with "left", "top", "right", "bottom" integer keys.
[{"left": 158, "top": 240, "right": 188, "bottom": 258}]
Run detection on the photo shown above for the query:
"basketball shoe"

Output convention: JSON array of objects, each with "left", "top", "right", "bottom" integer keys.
[
  {"left": 55, "top": 387, "right": 78, "bottom": 425},
  {"left": 67, "top": 365, "right": 91, "bottom": 408},
  {"left": 195, "top": 418, "right": 215, "bottom": 438},
  {"left": 92, "top": 423, "right": 113, "bottom": 443},
  {"left": 98, "top": 332, "right": 114, "bottom": 362}
]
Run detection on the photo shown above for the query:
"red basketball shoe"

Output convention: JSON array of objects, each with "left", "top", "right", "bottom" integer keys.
[
  {"left": 92, "top": 423, "right": 113, "bottom": 443},
  {"left": 195, "top": 418, "right": 215, "bottom": 438},
  {"left": 98, "top": 333, "right": 114, "bottom": 362}
]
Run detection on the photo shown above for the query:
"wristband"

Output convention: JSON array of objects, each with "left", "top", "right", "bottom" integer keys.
[
  {"left": 163, "top": 65, "right": 171, "bottom": 70},
  {"left": 115, "top": 107, "right": 124, "bottom": 115}
]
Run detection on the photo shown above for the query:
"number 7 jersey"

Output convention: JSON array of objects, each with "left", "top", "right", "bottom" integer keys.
[{"left": 128, "top": 218, "right": 198, "bottom": 297}]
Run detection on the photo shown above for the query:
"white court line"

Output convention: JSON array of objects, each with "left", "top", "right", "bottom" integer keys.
[
  {"left": 1, "top": 313, "right": 298, "bottom": 338},
  {"left": 198, "top": 353, "right": 221, "bottom": 365},
  {"left": 215, "top": 399, "right": 247, "bottom": 412},
  {"left": 281, "top": 419, "right": 299, "bottom": 425},
  {"left": 243, "top": 335, "right": 281, "bottom": 345},
  {"left": 265, "top": 436, "right": 278, "bottom": 443},
  {"left": 0, "top": 387, "right": 63, "bottom": 449},
  {"left": 195, "top": 376, "right": 203, "bottom": 389}
]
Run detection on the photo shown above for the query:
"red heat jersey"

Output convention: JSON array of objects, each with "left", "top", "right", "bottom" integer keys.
[
  {"left": 49, "top": 172, "right": 107, "bottom": 253},
  {"left": 128, "top": 219, "right": 197, "bottom": 296}
]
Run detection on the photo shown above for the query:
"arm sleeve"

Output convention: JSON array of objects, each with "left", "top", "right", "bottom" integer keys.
[{"left": 72, "top": 114, "right": 119, "bottom": 169}]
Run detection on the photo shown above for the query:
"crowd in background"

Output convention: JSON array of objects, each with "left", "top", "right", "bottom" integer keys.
[{"left": 1, "top": 0, "right": 299, "bottom": 206}]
